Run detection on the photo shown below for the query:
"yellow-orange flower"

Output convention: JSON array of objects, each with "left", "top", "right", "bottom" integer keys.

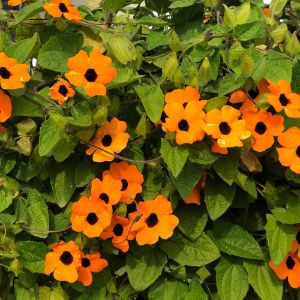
[
  {"left": 277, "top": 127, "right": 300, "bottom": 174},
  {"left": 44, "top": 241, "right": 81, "bottom": 283},
  {"left": 86, "top": 118, "right": 130, "bottom": 163},
  {"left": 49, "top": 78, "right": 75, "bottom": 104},
  {"left": 103, "top": 162, "right": 144, "bottom": 204},
  {"left": 101, "top": 214, "right": 134, "bottom": 252},
  {"left": 90, "top": 176, "right": 122, "bottom": 206},
  {"left": 202, "top": 105, "right": 251, "bottom": 148},
  {"left": 243, "top": 110, "right": 284, "bottom": 152},
  {"left": 0, "top": 90, "right": 12, "bottom": 122},
  {"left": 71, "top": 196, "right": 112, "bottom": 237},
  {"left": 165, "top": 86, "right": 200, "bottom": 105},
  {"left": 65, "top": 50, "right": 117, "bottom": 97},
  {"left": 77, "top": 252, "right": 108, "bottom": 286},
  {"left": 163, "top": 101, "right": 207, "bottom": 145},
  {"left": 269, "top": 252, "right": 300, "bottom": 288},
  {"left": 131, "top": 195, "right": 179, "bottom": 245},
  {"left": 0, "top": 52, "right": 30, "bottom": 90},
  {"left": 266, "top": 80, "right": 300, "bottom": 118},
  {"left": 43, "top": 0, "right": 81, "bottom": 22}
]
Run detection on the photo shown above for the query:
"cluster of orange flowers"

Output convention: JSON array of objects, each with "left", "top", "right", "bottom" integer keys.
[
  {"left": 45, "top": 162, "right": 179, "bottom": 284},
  {"left": 270, "top": 227, "right": 300, "bottom": 288},
  {"left": 44, "top": 240, "right": 108, "bottom": 285},
  {"left": 48, "top": 49, "right": 117, "bottom": 103},
  {"left": 0, "top": 52, "right": 30, "bottom": 129},
  {"left": 160, "top": 82, "right": 300, "bottom": 174}
]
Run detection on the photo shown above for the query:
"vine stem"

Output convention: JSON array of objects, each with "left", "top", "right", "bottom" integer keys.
[{"left": 77, "top": 137, "right": 161, "bottom": 164}]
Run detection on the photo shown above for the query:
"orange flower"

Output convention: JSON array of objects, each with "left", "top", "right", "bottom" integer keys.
[
  {"left": 165, "top": 86, "right": 200, "bottom": 105},
  {"left": 71, "top": 196, "right": 112, "bottom": 237},
  {"left": 277, "top": 127, "right": 300, "bottom": 174},
  {"left": 131, "top": 195, "right": 179, "bottom": 245},
  {"left": 86, "top": 118, "right": 130, "bottom": 163},
  {"left": 211, "top": 141, "right": 228, "bottom": 154},
  {"left": 0, "top": 52, "right": 30, "bottom": 90},
  {"left": 44, "top": 241, "right": 81, "bottom": 283},
  {"left": 163, "top": 101, "right": 207, "bottom": 145},
  {"left": 103, "top": 162, "right": 144, "bottom": 204},
  {"left": 77, "top": 252, "right": 108, "bottom": 286},
  {"left": 49, "top": 78, "right": 75, "bottom": 104},
  {"left": 90, "top": 176, "right": 122, "bottom": 206},
  {"left": 269, "top": 253, "right": 300, "bottom": 288},
  {"left": 229, "top": 90, "right": 257, "bottom": 114},
  {"left": 101, "top": 214, "right": 134, "bottom": 252},
  {"left": 65, "top": 50, "right": 117, "bottom": 97},
  {"left": 0, "top": 90, "right": 12, "bottom": 122},
  {"left": 243, "top": 111, "right": 284, "bottom": 152},
  {"left": 266, "top": 80, "right": 300, "bottom": 118},
  {"left": 202, "top": 105, "right": 251, "bottom": 148},
  {"left": 43, "top": 0, "right": 81, "bottom": 22},
  {"left": 8, "top": 0, "right": 25, "bottom": 6}
]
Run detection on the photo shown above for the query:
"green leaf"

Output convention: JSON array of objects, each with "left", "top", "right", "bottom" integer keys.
[
  {"left": 160, "top": 139, "right": 189, "bottom": 177},
  {"left": 5, "top": 33, "right": 39, "bottom": 63},
  {"left": 208, "top": 220, "right": 264, "bottom": 260},
  {"left": 148, "top": 278, "right": 189, "bottom": 300},
  {"left": 25, "top": 189, "right": 49, "bottom": 238},
  {"left": 17, "top": 241, "right": 49, "bottom": 273},
  {"left": 188, "top": 142, "right": 219, "bottom": 165},
  {"left": 38, "top": 118, "right": 63, "bottom": 157},
  {"left": 171, "top": 161, "right": 204, "bottom": 200},
  {"left": 50, "top": 159, "right": 75, "bottom": 208},
  {"left": 15, "top": 0, "right": 44, "bottom": 24},
  {"left": 169, "top": 0, "right": 197, "bottom": 8},
  {"left": 160, "top": 232, "right": 220, "bottom": 267},
  {"left": 244, "top": 261, "right": 283, "bottom": 300},
  {"left": 204, "top": 177, "right": 236, "bottom": 220},
  {"left": 0, "top": 190, "right": 13, "bottom": 213},
  {"left": 39, "top": 285, "right": 68, "bottom": 300},
  {"left": 235, "top": 21, "right": 266, "bottom": 41},
  {"left": 216, "top": 257, "right": 248, "bottom": 300},
  {"left": 213, "top": 155, "right": 239, "bottom": 185},
  {"left": 126, "top": 249, "right": 167, "bottom": 292},
  {"left": 37, "top": 32, "right": 84, "bottom": 72},
  {"left": 134, "top": 85, "right": 164, "bottom": 123},
  {"left": 205, "top": 96, "right": 228, "bottom": 111},
  {"left": 235, "top": 171, "right": 257, "bottom": 199},
  {"left": 265, "top": 214, "right": 295, "bottom": 266},
  {"left": 184, "top": 277, "right": 208, "bottom": 300},
  {"left": 270, "top": 0, "right": 288, "bottom": 16},
  {"left": 176, "top": 205, "right": 208, "bottom": 241}
]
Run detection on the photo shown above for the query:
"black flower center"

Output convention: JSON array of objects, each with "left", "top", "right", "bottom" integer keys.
[
  {"left": 58, "top": 84, "right": 68, "bottom": 96},
  {"left": 146, "top": 213, "right": 158, "bottom": 228},
  {"left": 102, "top": 134, "right": 112, "bottom": 147},
  {"left": 100, "top": 193, "right": 109, "bottom": 204},
  {"left": 248, "top": 89, "right": 259, "bottom": 99},
  {"left": 60, "top": 251, "right": 73, "bottom": 265},
  {"left": 113, "top": 223, "right": 124, "bottom": 236},
  {"left": 84, "top": 68, "right": 97, "bottom": 82},
  {"left": 296, "top": 231, "right": 300, "bottom": 244},
  {"left": 279, "top": 94, "right": 289, "bottom": 106},
  {"left": 296, "top": 146, "right": 300, "bottom": 158},
  {"left": 255, "top": 121, "right": 267, "bottom": 135},
  {"left": 286, "top": 256, "right": 296, "bottom": 269},
  {"left": 81, "top": 257, "right": 91, "bottom": 268},
  {"left": 160, "top": 111, "right": 167, "bottom": 123},
  {"left": 219, "top": 122, "right": 231, "bottom": 135},
  {"left": 86, "top": 212, "right": 98, "bottom": 225},
  {"left": 0, "top": 67, "right": 11, "bottom": 79},
  {"left": 58, "top": 3, "right": 68, "bottom": 12},
  {"left": 178, "top": 119, "right": 189, "bottom": 131},
  {"left": 121, "top": 179, "right": 128, "bottom": 191}
]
